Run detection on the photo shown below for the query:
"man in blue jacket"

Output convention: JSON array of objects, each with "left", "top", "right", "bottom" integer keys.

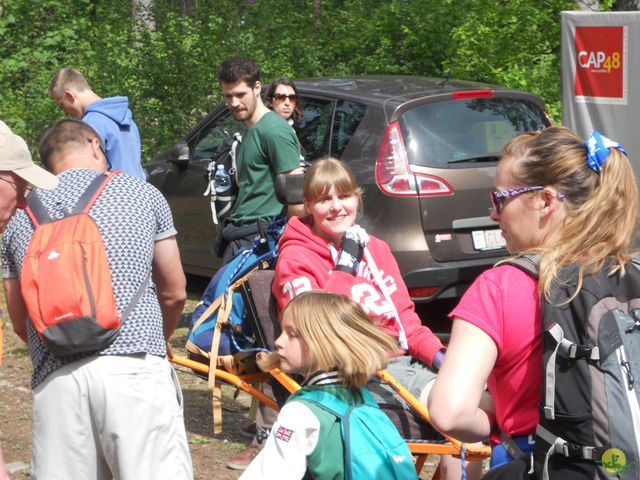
[{"left": 48, "top": 67, "right": 145, "bottom": 180}]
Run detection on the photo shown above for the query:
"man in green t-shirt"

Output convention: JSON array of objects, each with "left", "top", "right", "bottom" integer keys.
[{"left": 216, "top": 57, "right": 302, "bottom": 263}]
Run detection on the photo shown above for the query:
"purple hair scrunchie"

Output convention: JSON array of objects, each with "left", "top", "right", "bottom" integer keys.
[{"left": 584, "top": 131, "right": 627, "bottom": 173}]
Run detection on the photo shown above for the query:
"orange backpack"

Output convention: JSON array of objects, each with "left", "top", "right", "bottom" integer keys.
[{"left": 20, "top": 172, "right": 149, "bottom": 357}]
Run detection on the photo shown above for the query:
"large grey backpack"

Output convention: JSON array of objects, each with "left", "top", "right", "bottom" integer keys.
[{"left": 507, "top": 256, "right": 640, "bottom": 480}]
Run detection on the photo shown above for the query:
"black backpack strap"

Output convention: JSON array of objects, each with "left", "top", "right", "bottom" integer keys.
[
  {"left": 501, "top": 254, "right": 539, "bottom": 279},
  {"left": 536, "top": 424, "right": 607, "bottom": 480}
]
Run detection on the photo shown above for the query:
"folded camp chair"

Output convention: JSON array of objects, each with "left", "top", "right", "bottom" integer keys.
[{"left": 169, "top": 269, "right": 490, "bottom": 478}]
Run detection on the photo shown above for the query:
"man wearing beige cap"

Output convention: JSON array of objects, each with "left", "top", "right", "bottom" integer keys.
[
  {"left": 0, "top": 121, "right": 59, "bottom": 231},
  {"left": 0, "top": 120, "right": 58, "bottom": 480}
]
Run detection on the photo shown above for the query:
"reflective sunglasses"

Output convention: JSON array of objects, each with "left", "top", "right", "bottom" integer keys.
[
  {"left": 489, "top": 186, "right": 544, "bottom": 215},
  {"left": 0, "top": 176, "right": 33, "bottom": 199},
  {"left": 273, "top": 93, "right": 298, "bottom": 103}
]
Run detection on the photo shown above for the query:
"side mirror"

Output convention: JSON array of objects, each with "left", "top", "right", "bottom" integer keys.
[{"left": 167, "top": 141, "right": 190, "bottom": 165}]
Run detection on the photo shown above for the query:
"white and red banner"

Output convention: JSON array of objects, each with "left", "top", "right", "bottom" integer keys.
[
  {"left": 562, "top": 12, "right": 640, "bottom": 162},
  {"left": 574, "top": 25, "right": 626, "bottom": 103}
]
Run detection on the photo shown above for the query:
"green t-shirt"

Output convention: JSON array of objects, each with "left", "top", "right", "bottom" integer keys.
[{"left": 229, "top": 111, "right": 300, "bottom": 224}]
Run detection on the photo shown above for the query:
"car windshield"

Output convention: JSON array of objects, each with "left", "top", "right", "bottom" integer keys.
[{"left": 401, "top": 97, "right": 547, "bottom": 168}]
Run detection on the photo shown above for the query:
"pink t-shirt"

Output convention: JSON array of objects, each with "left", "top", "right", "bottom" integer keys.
[{"left": 450, "top": 265, "right": 541, "bottom": 443}]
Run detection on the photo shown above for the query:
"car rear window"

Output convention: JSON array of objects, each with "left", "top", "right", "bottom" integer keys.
[{"left": 400, "top": 97, "right": 548, "bottom": 168}]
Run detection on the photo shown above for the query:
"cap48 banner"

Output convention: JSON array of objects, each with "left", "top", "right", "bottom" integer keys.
[{"left": 575, "top": 26, "right": 627, "bottom": 104}]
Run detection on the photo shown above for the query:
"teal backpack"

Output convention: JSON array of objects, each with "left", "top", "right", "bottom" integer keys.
[{"left": 296, "top": 388, "right": 418, "bottom": 480}]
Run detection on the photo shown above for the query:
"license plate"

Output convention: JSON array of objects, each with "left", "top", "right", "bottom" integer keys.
[{"left": 472, "top": 229, "right": 506, "bottom": 251}]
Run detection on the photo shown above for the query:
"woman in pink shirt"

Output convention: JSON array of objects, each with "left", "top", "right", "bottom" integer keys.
[{"left": 428, "top": 126, "right": 636, "bottom": 474}]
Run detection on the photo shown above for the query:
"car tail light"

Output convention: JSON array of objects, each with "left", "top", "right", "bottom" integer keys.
[
  {"left": 408, "top": 286, "right": 440, "bottom": 299},
  {"left": 375, "top": 122, "right": 453, "bottom": 197},
  {"left": 452, "top": 90, "right": 494, "bottom": 100}
]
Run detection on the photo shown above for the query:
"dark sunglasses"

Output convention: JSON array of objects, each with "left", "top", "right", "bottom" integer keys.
[
  {"left": 0, "top": 176, "right": 33, "bottom": 199},
  {"left": 489, "top": 186, "right": 544, "bottom": 215},
  {"left": 273, "top": 93, "right": 298, "bottom": 103}
]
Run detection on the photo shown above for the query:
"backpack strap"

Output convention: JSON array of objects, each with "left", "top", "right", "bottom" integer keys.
[
  {"left": 536, "top": 424, "right": 607, "bottom": 480},
  {"left": 229, "top": 132, "right": 241, "bottom": 175},
  {"left": 297, "top": 389, "right": 350, "bottom": 419},
  {"left": 499, "top": 430, "right": 525, "bottom": 460},
  {"left": 542, "top": 323, "right": 600, "bottom": 421},
  {"left": 297, "top": 387, "right": 373, "bottom": 417},
  {"left": 25, "top": 171, "right": 119, "bottom": 226},
  {"left": 120, "top": 269, "right": 151, "bottom": 322},
  {"left": 75, "top": 171, "right": 146, "bottom": 323},
  {"left": 25, "top": 191, "right": 53, "bottom": 226},
  {"left": 73, "top": 171, "right": 119, "bottom": 215},
  {"left": 501, "top": 254, "right": 540, "bottom": 279}
]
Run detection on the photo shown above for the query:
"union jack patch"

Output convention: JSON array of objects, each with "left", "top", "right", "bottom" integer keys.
[{"left": 275, "top": 426, "right": 293, "bottom": 442}]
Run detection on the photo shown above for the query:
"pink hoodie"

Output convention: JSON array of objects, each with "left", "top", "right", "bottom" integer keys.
[{"left": 272, "top": 216, "right": 444, "bottom": 367}]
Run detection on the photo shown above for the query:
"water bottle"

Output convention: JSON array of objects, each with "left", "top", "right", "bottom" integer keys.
[{"left": 214, "top": 164, "right": 231, "bottom": 194}]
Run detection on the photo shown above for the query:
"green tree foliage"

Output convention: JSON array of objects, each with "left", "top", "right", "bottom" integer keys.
[
  {"left": 442, "top": 0, "right": 576, "bottom": 121},
  {"left": 0, "top": 0, "right": 613, "bottom": 162}
]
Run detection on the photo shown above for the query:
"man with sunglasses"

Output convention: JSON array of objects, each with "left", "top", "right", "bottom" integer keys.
[
  {"left": 0, "top": 120, "right": 58, "bottom": 479},
  {"left": 216, "top": 57, "right": 303, "bottom": 264},
  {"left": 48, "top": 67, "right": 146, "bottom": 180}
]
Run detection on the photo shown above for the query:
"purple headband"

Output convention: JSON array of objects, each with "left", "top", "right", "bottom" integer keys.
[{"left": 584, "top": 131, "right": 626, "bottom": 173}]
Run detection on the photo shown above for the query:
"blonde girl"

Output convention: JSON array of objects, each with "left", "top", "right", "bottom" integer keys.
[{"left": 241, "top": 291, "right": 407, "bottom": 479}]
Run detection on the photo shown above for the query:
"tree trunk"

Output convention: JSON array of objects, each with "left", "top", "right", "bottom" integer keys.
[
  {"left": 180, "top": 0, "right": 198, "bottom": 18},
  {"left": 313, "top": 0, "right": 321, "bottom": 27},
  {"left": 576, "top": 0, "right": 599, "bottom": 10},
  {"left": 132, "top": 0, "right": 155, "bottom": 32}
]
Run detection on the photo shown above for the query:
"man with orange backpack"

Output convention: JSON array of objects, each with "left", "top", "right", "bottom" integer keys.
[
  {"left": 2, "top": 119, "right": 193, "bottom": 480},
  {"left": 0, "top": 119, "right": 58, "bottom": 480}
]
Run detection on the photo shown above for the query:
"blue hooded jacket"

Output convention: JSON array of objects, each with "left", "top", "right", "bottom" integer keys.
[{"left": 83, "top": 96, "right": 145, "bottom": 180}]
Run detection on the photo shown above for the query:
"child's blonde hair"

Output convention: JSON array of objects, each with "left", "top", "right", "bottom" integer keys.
[{"left": 258, "top": 291, "right": 397, "bottom": 388}]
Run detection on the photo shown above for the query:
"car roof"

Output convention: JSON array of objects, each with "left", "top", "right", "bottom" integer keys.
[
  {"left": 293, "top": 75, "right": 544, "bottom": 122},
  {"left": 183, "top": 75, "right": 545, "bottom": 145},
  {"left": 294, "top": 75, "right": 518, "bottom": 106}
]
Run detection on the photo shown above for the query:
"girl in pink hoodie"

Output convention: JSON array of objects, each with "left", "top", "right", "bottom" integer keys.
[{"left": 273, "top": 157, "right": 481, "bottom": 479}]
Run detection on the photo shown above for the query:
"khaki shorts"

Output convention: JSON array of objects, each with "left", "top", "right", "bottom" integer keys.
[
  {"left": 31, "top": 354, "right": 193, "bottom": 480},
  {"left": 366, "top": 355, "right": 437, "bottom": 408}
]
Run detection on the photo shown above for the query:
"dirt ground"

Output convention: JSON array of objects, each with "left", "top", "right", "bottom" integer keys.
[{"left": 0, "top": 278, "right": 445, "bottom": 479}]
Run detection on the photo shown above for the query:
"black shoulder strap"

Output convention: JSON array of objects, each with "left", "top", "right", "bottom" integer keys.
[{"left": 501, "top": 254, "right": 539, "bottom": 279}]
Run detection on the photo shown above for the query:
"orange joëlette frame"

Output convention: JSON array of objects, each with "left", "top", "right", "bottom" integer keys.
[{"left": 168, "top": 351, "right": 490, "bottom": 476}]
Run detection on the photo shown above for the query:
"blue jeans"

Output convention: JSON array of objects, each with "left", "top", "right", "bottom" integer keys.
[{"left": 490, "top": 434, "right": 535, "bottom": 469}]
